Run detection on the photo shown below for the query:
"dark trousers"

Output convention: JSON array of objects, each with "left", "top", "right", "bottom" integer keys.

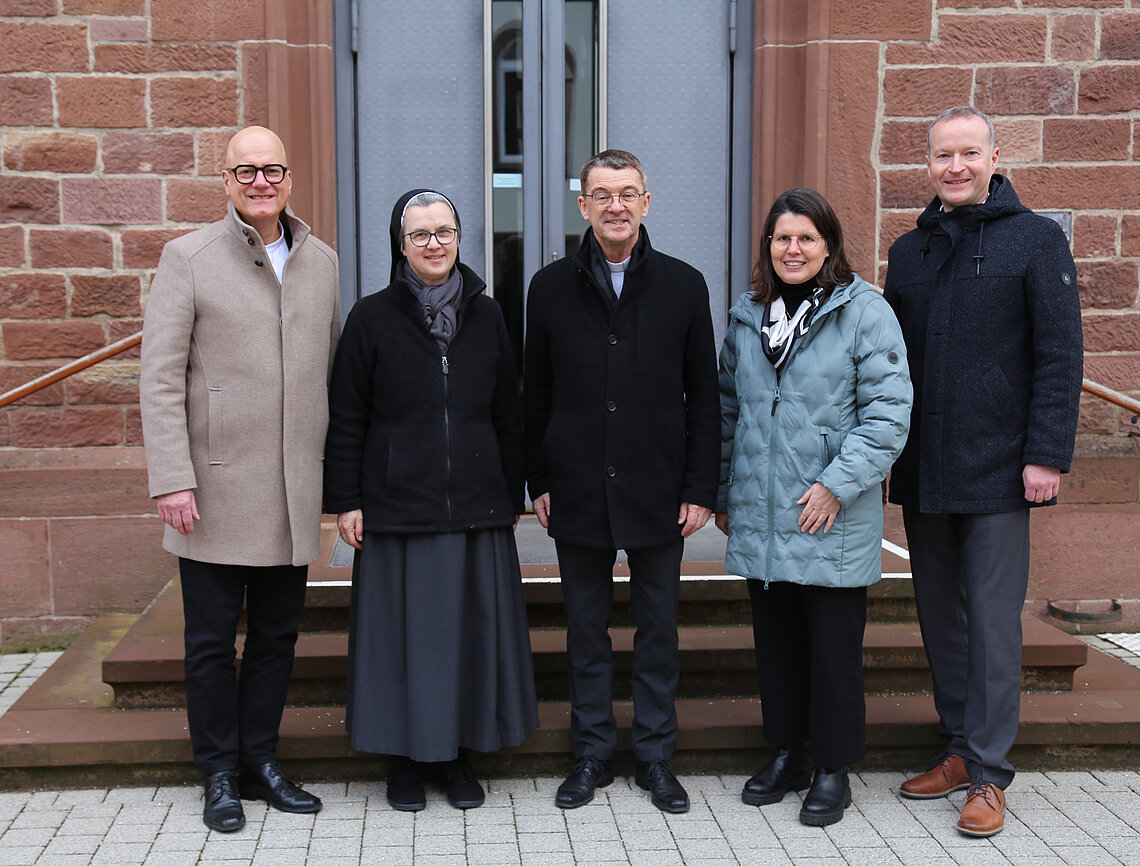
[
  {"left": 179, "top": 557, "right": 308, "bottom": 777},
  {"left": 902, "top": 508, "right": 1030, "bottom": 789},
  {"left": 555, "top": 539, "right": 684, "bottom": 762},
  {"left": 748, "top": 579, "right": 868, "bottom": 769}
]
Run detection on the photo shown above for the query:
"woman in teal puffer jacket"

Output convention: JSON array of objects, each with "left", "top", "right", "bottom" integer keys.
[{"left": 716, "top": 188, "right": 912, "bottom": 827}]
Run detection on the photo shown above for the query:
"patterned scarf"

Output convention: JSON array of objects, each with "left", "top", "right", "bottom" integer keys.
[{"left": 760, "top": 286, "right": 826, "bottom": 371}]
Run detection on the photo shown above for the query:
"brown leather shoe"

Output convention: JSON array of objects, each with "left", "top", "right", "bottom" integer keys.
[
  {"left": 957, "top": 780, "right": 1005, "bottom": 837},
  {"left": 899, "top": 753, "right": 971, "bottom": 799}
]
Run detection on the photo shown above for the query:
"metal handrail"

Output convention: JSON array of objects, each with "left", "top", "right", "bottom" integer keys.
[
  {"left": 0, "top": 331, "right": 142, "bottom": 409},
  {"left": 1082, "top": 378, "right": 1140, "bottom": 418}
]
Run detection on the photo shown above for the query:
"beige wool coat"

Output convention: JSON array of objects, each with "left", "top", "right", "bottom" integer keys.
[{"left": 140, "top": 203, "right": 341, "bottom": 567}]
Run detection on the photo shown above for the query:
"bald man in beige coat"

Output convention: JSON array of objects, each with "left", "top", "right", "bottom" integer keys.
[{"left": 140, "top": 127, "right": 339, "bottom": 832}]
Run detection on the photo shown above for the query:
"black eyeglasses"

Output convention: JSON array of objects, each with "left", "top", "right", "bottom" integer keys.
[
  {"left": 403, "top": 228, "right": 460, "bottom": 247},
  {"left": 227, "top": 164, "right": 288, "bottom": 184}
]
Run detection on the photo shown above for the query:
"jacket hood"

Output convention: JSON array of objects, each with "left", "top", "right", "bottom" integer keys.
[
  {"left": 729, "top": 273, "right": 876, "bottom": 330},
  {"left": 389, "top": 188, "right": 463, "bottom": 283}
]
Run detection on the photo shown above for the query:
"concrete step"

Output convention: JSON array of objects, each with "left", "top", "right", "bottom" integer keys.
[{"left": 2, "top": 613, "right": 1138, "bottom": 787}]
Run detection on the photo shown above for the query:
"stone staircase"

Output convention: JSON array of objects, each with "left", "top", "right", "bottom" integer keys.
[{"left": 2, "top": 519, "right": 1140, "bottom": 788}]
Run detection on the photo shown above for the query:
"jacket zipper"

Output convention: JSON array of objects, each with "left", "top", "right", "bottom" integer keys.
[{"left": 441, "top": 354, "right": 453, "bottom": 530}]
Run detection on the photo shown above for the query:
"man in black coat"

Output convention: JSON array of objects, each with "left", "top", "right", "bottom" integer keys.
[
  {"left": 884, "top": 107, "right": 1083, "bottom": 838},
  {"left": 524, "top": 149, "right": 720, "bottom": 813}
]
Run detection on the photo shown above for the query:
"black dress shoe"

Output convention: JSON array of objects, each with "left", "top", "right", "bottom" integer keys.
[
  {"left": 203, "top": 770, "right": 245, "bottom": 832},
  {"left": 443, "top": 754, "right": 485, "bottom": 809},
  {"left": 741, "top": 745, "right": 812, "bottom": 806},
  {"left": 555, "top": 756, "right": 614, "bottom": 809},
  {"left": 799, "top": 767, "right": 851, "bottom": 827},
  {"left": 238, "top": 761, "right": 322, "bottom": 814},
  {"left": 635, "top": 760, "right": 689, "bottom": 814},
  {"left": 387, "top": 757, "right": 426, "bottom": 811}
]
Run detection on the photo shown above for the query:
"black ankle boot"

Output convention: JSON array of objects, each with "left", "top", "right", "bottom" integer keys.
[
  {"left": 799, "top": 766, "right": 851, "bottom": 826},
  {"left": 741, "top": 746, "right": 811, "bottom": 806}
]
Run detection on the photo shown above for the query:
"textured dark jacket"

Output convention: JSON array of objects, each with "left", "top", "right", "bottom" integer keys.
[
  {"left": 324, "top": 263, "right": 524, "bottom": 533},
  {"left": 884, "top": 176, "right": 1083, "bottom": 514},
  {"left": 524, "top": 228, "right": 720, "bottom": 548}
]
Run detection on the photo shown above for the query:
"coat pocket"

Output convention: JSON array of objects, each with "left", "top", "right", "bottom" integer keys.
[{"left": 207, "top": 386, "right": 224, "bottom": 465}]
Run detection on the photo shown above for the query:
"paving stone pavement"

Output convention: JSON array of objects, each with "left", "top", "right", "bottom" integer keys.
[{"left": 3, "top": 652, "right": 1140, "bottom": 865}]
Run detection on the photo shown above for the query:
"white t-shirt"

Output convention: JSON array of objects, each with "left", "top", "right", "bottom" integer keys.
[{"left": 265, "top": 223, "right": 290, "bottom": 281}]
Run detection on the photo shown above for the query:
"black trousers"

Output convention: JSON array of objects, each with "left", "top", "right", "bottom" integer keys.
[
  {"left": 555, "top": 539, "right": 684, "bottom": 762},
  {"left": 903, "top": 508, "right": 1030, "bottom": 790},
  {"left": 179, "top": 557, "right": 308, "bottom": 777},
  {"left": 748, "top": 579, "right": 868, "bottom": 769}
]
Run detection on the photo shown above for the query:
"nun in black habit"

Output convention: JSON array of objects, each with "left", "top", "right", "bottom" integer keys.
[{"left": 324, "top": 189, "right": 537, "bottom": 811}]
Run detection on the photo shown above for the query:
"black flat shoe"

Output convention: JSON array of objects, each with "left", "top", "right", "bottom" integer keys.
[
  {"left": 635, "top": 760, "right": 689, "bottom": 814},
  {"left": 799, "top": 767, "right": 851, "bottom": 827},
  {"left": 203, "top": 770, "right": 245, "bottom": 832},
  {"left": 443, "top": 754, "right": 485, "bottom": 809},
  {"left": 387, "top": 757, "right": 426, "bottom": 811},
  {"left": 238, "top": 761, "right": 322, "bottom": 814},
  {"left": 555, "top": 756, "right": 614, "bottom": 809},
  {"left": 741, "top": 745, "right": 812, "bottom": 806}
]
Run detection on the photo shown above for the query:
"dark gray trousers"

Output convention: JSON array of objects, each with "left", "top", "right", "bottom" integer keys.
[
  {"left": 555, "top": 539, "right": 683, "bottom": 762},
  {"left": 902, "top": 508, "right": 1030, "bottom": 789}
]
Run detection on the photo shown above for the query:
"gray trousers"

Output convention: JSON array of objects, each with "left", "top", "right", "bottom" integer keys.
[{"left": 902, "top": 508, "right": 1030, "bottom": 789}]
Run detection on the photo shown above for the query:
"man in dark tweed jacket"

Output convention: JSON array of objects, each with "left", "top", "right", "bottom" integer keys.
[{"left": 884, "top": 107, "right": 1083, "bottom": 838}]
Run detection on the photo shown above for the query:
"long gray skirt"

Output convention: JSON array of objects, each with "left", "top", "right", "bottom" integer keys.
[{"left": 345, "top": 527, "right": 539, "bottom": 762}]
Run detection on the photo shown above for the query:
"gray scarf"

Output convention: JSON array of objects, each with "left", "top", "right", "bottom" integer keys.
[{"left": 401, "top": 260, "right": 463, "bottom": 354}]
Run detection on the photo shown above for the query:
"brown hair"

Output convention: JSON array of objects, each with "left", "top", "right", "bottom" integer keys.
[{"left": 751, "top": 188, "right": 854, "bottom": 304}]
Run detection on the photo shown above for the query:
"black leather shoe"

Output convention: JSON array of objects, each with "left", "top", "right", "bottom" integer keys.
[
  {"left": 555, "top": 756, "right": 614, "bottom": 809},
  {"left": 238, "top": 761, "right": 322, "bottom": 814},
  {"left": 635, "top": 760, "right": 689, "bottom": 814},
  {"left": 443, "top": 754, "right": 485, "bottom": 809},
  {"left": 387, "top": 757, "right": 426, "bottom": 811},
  {"left": 799, "top": 767, "right": 851, "bottom": 827},
  {"left": 203, "top": 770, "right": 245, "bottom": 832},
  {"left": 741, "top": 746, "right": 812, "bottom": 806}
]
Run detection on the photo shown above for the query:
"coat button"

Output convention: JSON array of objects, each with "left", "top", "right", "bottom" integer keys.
[
  {"left": 606, "top": 466, "right": 616, "bottom": 477},
  {"left": 248, "top": 238, "right": 255, "bottom": 246},
  {"left": 607, "top": 401, "right": 616, "bottom": 411},
  {"left": 608, "top": 334, "right": 617, "bottom": 345},
  {"left": 254, "top": 260, "right": 264, "bottom": 267}
]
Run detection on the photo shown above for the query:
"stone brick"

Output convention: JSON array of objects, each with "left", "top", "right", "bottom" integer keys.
[
  {"left": 241, "top": 41, "right": 269, "bottom": 127},
  {"left": 1077, "top": 392, "right": 1125, "bottom": 436},
  {"left": 124, "top": 406, "right": 142, "bottom": 445},
  {"left": 992, "top": 119, "right": 1042, "bottom": 163},
  {"left": 1122, "top": 215, "right": 1140, "bottom": 257},
  {"left": 882, "top": 67, "right": 972, "bottom": 118},
  {"left": 886, "top": 15, "right": 1047, "bottom": 64},
  {"left": 1083, "top": 313, "right": 1140, "bottom": 354},
  {"left": 88, "top": 18, "right": 147, "bottom": 42},
  {"left": 197, "top": 129, "right": 234, "bottom": 175},
  {"left": 975, "top": 66, "right": 1075, "bottom": 115},
  {"left": 880, "top": 168, "right": 931, "bottom": 209},
  {"left": 8, "top": 407, "right": 123, "bottom": 447},
  {"left": 1052, "top": 14, "right": 1096, "bottom": 62},
  {"left": 29, "top": 229, "right": 113, "bottom": 269},
  {"left": 1072, "top": 215, "right": 1118, "bottom": 258},
  {"left": 2, "top": 322, "right": 106, "bottom": 361},
  {"left": 103, "top": 132, "right": 194, "bottom": 175},
  {"left": 0, "top": 176, "right": 60, "bottom": 224},
  {"left": 57, "top": 76, "right": 147, "bottom": 128},
  {"left": 0, "top": 447, "right": 151, "bottom": 516},
  {"left": 1012, "top": 165, "right": 1140, "bottom": 210},
  {"left": 62, "top": 0, "right": 144, "bottom": 12},
  {"left": 938, "top": 0, "right": 1016, "bottom": 6},
  {"left": 0, "top": 520, "right": 49, "bottom": 618},
  {"left": 1101, "top": 11, "right": 1140, "bottom": 60},
  {"left": 0, "top": 364, "right": 64, "bottom": 406},
  {"left": 0, "top": 76, "right": 53, "bottom": 126},
  {"left": 62, "top": 178, "right": 161, "bottom": 225},
  {"left": 106, "top": 319, "right": 143, "bottom": 358},
  {"left": 0, "top": 22, "right": 87, "bottom": 73},
  {"left": 879, "top": 121, "right": 927, "bottom": 165},
  {"left": 0, "top": 273, "right": 67, "bottom": 319},
  {"left": 53, "top": 517, "right": 175, "bottom": 615},
  {"left": 1084, "top": 355, "right": 1140, "bottom": 393},
  {"left": 121, "top": 228, "right": 192, "bottom": 268},
  {"left": 1, "top": 616, "right": 93, "bottom": 651},
  {"left": 0, "top": 418, "right": 7, "bottom": 447},
  {"left": 1023, "top": 0, "right": 1123, "bottom": 7},
  {"left": 151, "top": 0, "right": 264, "bottom": 41},
  {"left": 1076, "top": 261, "right": 1139, "bottom": 310},
  {"left": 151, "top": 76, "right": 239, "bottom": 127},
  {"left": 3, "top": 132, "right": 98, "bottom": 174},
  {"left": 1042, "top": 118, "right": 1130, "bottom": 162},
  {"left": 66, "top": 362, "right": 139, "bottom": 405},
  {"left": 0, "top": 224, "right": 24, "bottom": 267},
  {"left": 0, "top": 0, "right": 56, "bottom": 16},
  {"left": 880, "top": 210, "right": 921, "bottom": 257},
  {"left": 831, "top": 0, "right": 930, "bottom": 40},
  {"left": 166, "top": 178, "right": 226, "bottom": 224},
  {"left": 94, "top": 42, "right": 236, "bottom": 73},
  {"left": 1079, "top": 66, "right": 1140, "bottom": 113},
  {"left": 70, "top": 275, "right": 141, "bottom": 318}
]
